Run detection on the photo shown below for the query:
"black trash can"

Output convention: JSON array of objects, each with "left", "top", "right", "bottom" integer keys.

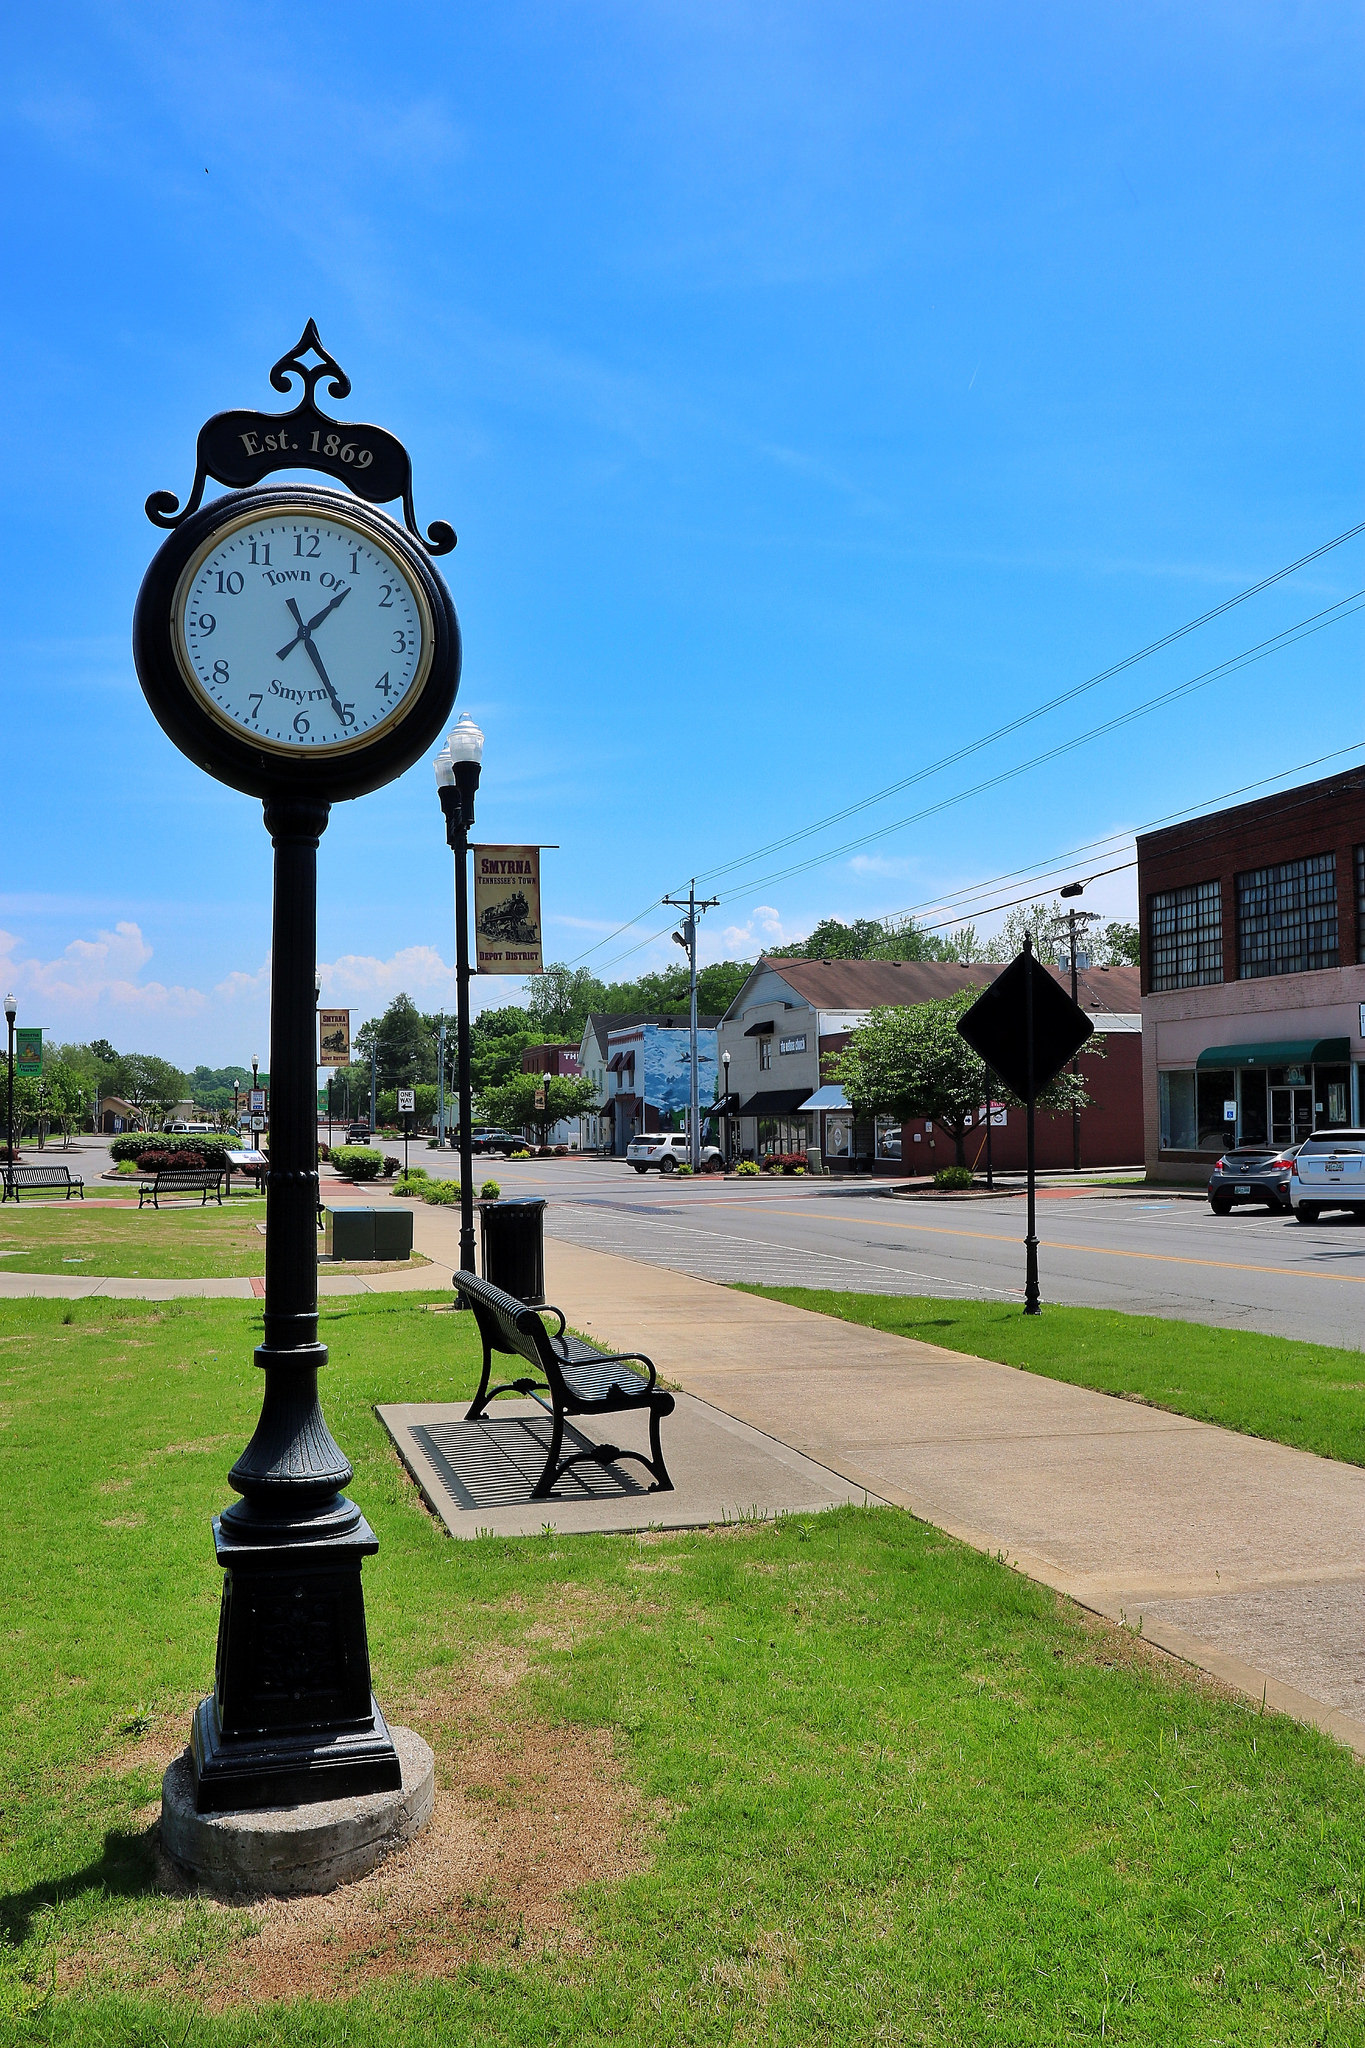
[{"left": 479, "top": 1198, "right": 546, "bottom": 1305}]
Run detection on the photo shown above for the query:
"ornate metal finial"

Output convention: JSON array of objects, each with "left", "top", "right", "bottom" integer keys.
[{"left": 146, "top": 321, "right": 455, "bottom": 555}]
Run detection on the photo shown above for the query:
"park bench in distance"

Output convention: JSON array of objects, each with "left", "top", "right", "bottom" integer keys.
[
  {"left": 1, "top": 1164, "right": 86, "bottom": 1204},
  {"left": 456, "top": 1269, "right": 675, "bottom": 1500},
  {"left": 138, "top": 1168, "right": 224, "bottom": 1211}
]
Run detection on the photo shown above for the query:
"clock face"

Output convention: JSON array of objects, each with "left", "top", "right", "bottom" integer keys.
[{"left": 172, "top": 507, "right": 433, "bottom": 755}]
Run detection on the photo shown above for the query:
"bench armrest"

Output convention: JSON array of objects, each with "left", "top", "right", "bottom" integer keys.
[{"left": 538, "top": 1303, "right": 568, "bottom": 1340}]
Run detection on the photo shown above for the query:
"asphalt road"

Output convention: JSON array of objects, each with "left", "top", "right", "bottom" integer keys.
[{"left": 430, "top": 1151, "right": 1365, "bottom": 1351}]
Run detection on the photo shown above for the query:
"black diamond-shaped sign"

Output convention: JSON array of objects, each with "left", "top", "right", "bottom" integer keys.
[{"left": 956, "top": 950, "right": 1094, "bottom": 1100}]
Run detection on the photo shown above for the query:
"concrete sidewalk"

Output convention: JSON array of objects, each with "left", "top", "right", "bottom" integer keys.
[{"left": 524, "top": 1233, "right": 1365, "bottom": 1758}]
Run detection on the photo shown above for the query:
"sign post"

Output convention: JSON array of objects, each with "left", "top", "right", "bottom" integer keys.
[
  {"left": 397, "top": 1086, "right": 415, "bottom": 1175},
  {"left": 957, "top": 938, "right": 1093, "bottom": 1315}
]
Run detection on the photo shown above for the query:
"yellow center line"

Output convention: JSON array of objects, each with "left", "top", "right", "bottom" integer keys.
[{"left": 755, "top": 1208, "right": 1365, "bottom": 1286}]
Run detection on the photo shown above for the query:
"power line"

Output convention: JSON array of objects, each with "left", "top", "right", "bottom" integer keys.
[
  {"left": 713, "top": 588, "right": 1365, "bottom": 900},
  {"left": 593, "top": 736, "right": 1365, "bottom": 976},
  {"left": 565, "top": 519, "right": 1365, "bottom": 965}
]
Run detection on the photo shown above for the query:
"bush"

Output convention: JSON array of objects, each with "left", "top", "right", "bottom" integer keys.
[
  {"left": 115, "top": 1159, "right": 141, "bottom": 1177},
  {"left": 934, "top": 1165, "right": 975, "bottom": 1191},
  {"left": 317, "top": 1142, "right": 330, "bottom": 1162},
  {"left": 676, "top": 1163, "right": 694, "bottom": 1176},
  {"left": 331, "top": 1146, "right": 383, "bottom": 1182},
  {"left": 382, "top": 1156, "right": 400, "bottom": 1178},
  {"left": 421, "top": 1178, "right": 462, "bottom": 1206},
  {"left": 110, "top": 1132, "right": 235, "bottom": 1168},
  {"left": 511, "top": 1148, "right": 532, "bottom": 1160},
  {"left": 760, "top": 1153, "right": 808, "bottom": 1175},
  {"left": 480, "top": 1179, "right": 501, "bottom": 1200},
  {"left": 392, "top": 1170, "right": 430, "bottom": 1197},
  {"left": 735, "top": 1159, "right": 760, "bottom": 1177}
]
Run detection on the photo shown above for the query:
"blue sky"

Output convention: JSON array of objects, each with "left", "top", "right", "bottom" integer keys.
[{"left": 2, "top": 2, "right": 1361, "bottom": 1065}]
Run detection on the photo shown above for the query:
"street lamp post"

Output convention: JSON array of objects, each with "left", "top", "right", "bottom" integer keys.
[
  {"left": 435, "top": 714, "right": 484, "bottom": 1280},
  {"left": 721, "top": 1048, "right": 731, "bottom": 1165},
  {"left": 4, "top": 993, "right": 15, "bottom": 1179}
]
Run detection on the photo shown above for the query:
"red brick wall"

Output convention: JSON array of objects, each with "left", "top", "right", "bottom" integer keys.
[
  {"left": 955, "top": 1032, "right": 1144, "bottom": 1171},
  {"left": 1136, "top": 768, "right": 1365, "bottom": 993}
]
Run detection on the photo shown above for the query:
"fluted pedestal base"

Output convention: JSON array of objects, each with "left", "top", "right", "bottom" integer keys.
[{"left": 190, "top": 1510, "right": 402, "bottom": 1814}]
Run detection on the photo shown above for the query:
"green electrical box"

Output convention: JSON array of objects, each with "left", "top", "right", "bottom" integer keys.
[{"left": 322, "top": 1208, "right": 414, "bottom": 1261}]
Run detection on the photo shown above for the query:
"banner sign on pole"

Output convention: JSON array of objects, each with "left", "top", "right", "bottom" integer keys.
[
  {"left": 15, "top": 1028, "right": 42, "bottom": 1078},
  {"left": 250, "top": 1089, "right": 267, "bottom": 1115},
  {"left": 318, "top": 1009, "right": 351, "bottom": 1067},
  {"left": 397, "top": 1087, "right": 416, "bottom": 1115},
  {"left": 472, "top": 845, "right": 544, "bottom": 975}
]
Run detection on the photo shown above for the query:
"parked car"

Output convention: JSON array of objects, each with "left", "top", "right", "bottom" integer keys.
[
  {"left": 164, "top": 1120, "right": 213, "bottom": 1135},
  {"left": 627, "top": 1132, "right": 724, "bottom": 1174},
  {"left": 1290, "top": 1129, "right": 1365, "bottom": 1222},
  {"left": 1206, "top": 1143, "right": 1301, "bottom": 1215},
  {"left": 345, "top": 1124, "right": 372, "bottom": 1144},
  {"left": 470, "top": 1128, "right": 531, "bottom": 1158}
]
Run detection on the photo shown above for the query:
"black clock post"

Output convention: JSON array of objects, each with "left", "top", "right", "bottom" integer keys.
[{"left": 134, "top": 326, "right": 460, "bottom": 1814}]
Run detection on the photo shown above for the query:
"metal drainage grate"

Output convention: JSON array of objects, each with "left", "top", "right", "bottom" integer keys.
[{"left": 412, "top": 1415, "right": 648, "bottom": 1510}]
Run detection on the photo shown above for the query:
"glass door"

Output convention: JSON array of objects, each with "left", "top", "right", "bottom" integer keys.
[{"left": 1274, "top": 1087, "right": 1315, "bottom": 1144}]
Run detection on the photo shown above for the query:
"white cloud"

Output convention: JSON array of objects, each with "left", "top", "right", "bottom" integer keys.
[
  {"left": 317, "top": 945, "right": 457, "bottom": 1007},
  {"left": 713, "top": 904, "right": 793, "bottom": 955},
  {"left": 0, "top": 922, "right": 205, "bottom": 1020},
  {"left": 847, "top": 853, "right": 916, "bottom": 879}
]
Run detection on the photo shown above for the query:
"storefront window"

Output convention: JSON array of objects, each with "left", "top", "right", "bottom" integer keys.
[
  {"left": 1236, "top": 852, "right": 1338, "bottom": 978},
  {"left": 1315, "top": 1065, "right": 1350, "bottom": 1129},
  {"left": 825, "top": 1115, "right": 853, "bottom": 1159},
  {"left": 1237, "top": 1070, "right": 1268, "bottom": 1147},
  {"left": 1197, "top": 1069, "right": 1236, "bottom": 1149},
  {"left": 874, "top": 1116, "right": 901, "bottom": 1161},
  {"left": 757, "top": 1116, "right": 809, "bottom": 1155},
  {"left": 1158, "top": 1070, "right": 1196, "bottom": 1150}
]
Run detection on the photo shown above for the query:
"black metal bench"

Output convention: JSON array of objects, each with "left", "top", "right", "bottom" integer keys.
[
  {"left": 138, "top": 1169, "right": 224, "bottom": 1210},
  {"left": 455, "top": 1269, "right": 674, "bottom": 1500},
  {"left": 1, "top": 1164, "right": 85, "bottom": 1204}
]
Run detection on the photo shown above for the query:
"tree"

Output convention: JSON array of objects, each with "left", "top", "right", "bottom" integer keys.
[
  {"left": 769, "top": 914, "right": 965, "bottom": 964},
  {"left": 1097, "top": 920, "right": 1140, "bottom": 967},
  {"left": 110, "top": 1053, "right": 188, "bottom": 1129},
  {"left": 525, "top": 966, "right": 608, "bottom": 1039},
  {"left": 476, "top": 1072, "right": 600, "bottom": 1147},
  {"left": 833, "top": 992, "right": 1094, "bottom": 1167},
  {"left": 43, "top": 1059, "right": 90, "bottom": 1148},
  {"left": 353, "top": 994, "right": 437, "bottom": 1091}
]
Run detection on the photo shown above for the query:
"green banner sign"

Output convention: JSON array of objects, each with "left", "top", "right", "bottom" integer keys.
[{"left": 15, "top": 1028, "right": 42, "bottom": 1078}]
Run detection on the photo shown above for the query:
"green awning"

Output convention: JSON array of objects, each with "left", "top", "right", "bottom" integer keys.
[{"left": 1195, "top": 1037, "right": 1350, "bottom": 1071}]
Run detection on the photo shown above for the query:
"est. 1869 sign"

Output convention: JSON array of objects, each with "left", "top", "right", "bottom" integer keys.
[{"left": 133, "top": 324, "right": 460, "bottom": 1820}]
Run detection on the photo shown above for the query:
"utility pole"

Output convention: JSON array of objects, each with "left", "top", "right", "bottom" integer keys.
[
  {"left": 369, "top": 1039, "right": 377, "bottom": 1136},
  {"left": 1058, "top": 885, "right": 1102, "bottom": 1174},
  {"left": 663, "top": 881, "right": 719, "bottom": 1170}
]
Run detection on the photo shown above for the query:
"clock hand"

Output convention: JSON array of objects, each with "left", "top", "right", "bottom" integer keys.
[
  {"left": 275, "top": 587, "right": 349, "bottom": 663},
  {"left": 296, "top": 629, "right": 348, "bottom": 726}
]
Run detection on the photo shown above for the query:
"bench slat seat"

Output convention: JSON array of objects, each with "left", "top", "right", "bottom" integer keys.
[
  {"left": 455, "top": 1269, "right": 674, "bottom": 1500},
  {"left": 138, "top": 1170, "right": 224, "bottom": 1210},
  {"left": 1, "top": 1165, "right": 85, "bottom": 1204}
]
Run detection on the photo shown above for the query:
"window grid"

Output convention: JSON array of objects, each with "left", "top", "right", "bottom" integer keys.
[
  {"left": 1148, "top": 880, "right": 1223, "bottom": 991},
  {"left": 1355, "top": 845, "right": 1365, "bottom": 962},
  {"left": 1236, "top": 853, "right": 1338, "bottom": 979}
]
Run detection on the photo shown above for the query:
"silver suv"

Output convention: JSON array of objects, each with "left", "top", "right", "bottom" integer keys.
[
  {"left": 626, "top": 1132, "right": 723, "bottom": 1174},
  {"left": 1291, "top": 1130, "right": 1365, "bottom": 1221}
]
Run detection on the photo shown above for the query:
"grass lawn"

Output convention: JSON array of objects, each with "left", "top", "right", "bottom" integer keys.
[
  {"left": 3, "top": 1296, "right": 1365, "bottom": 2043},
  {"left": 0, "top": 1200, "right": 271, "bottom": 1278},
  {"left": 740, "top": 1289, "right": 1365, "bottom": 1469},
  {"left": 0, "top": 1203, "right": 432, "bottom": 1281}
]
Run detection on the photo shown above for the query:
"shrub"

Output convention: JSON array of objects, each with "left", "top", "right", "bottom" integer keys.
[
  {"left": 382, "top": 1156, "right": 400, "bottom": 1178},
  {"left": 511, "top": 1148, "right": 532, "bottom": 1160},
  {"left": 676, "top": 1163, "right": 694, "bottom": 1176},
  {"left": 421, "top": 1178, "right": 462, "bottom": 1206},
  {"left": 934, "top": 1165, "right": 975, "bottom": 1191},
  {"left": 392, "top": 1170, "right": 431, "bottom": 1197},
  {"left": 110, "top": 1132, "right": 234, "bottom": 1168},
  {"left": 317, "top": 1142, "right": 330, "bottom": 1162},
  {"left": 331, "top": 1146, "right": 383, "bottom": 1182},
  {"left": 480, "top": 1179, "right": 501, "bottom": 1200},
  {"left": 115, "top": 1160, "right": 141, "bottom": 1177},
  {"left": 735, "top": 1159, "right": 760, "bottom": 1177}
]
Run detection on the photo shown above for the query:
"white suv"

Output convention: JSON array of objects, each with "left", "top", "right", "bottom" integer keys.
[
  {"left": 626, "top": 1132, "right": 723, "bottom": 1174},
  {"left": 1291, "top": 1130, "right": 1365, "bottom": 1221}
]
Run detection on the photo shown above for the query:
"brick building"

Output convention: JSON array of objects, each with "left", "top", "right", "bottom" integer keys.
[{"left": 1136, "top": 765, "right": 1365, "bottom": 1181}]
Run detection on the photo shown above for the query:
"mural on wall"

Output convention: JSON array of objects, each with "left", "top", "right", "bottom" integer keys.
[{"left": 643, "top": 1026, "right": 718, "bottom": 1118}]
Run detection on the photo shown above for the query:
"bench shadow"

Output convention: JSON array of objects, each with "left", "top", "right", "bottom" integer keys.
[{"left": 0, "top": 1824, "right": 160, "bottom": 1945}]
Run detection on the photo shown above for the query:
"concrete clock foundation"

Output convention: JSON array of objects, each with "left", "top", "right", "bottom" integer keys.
[{"left": 160, "top": 1725, "right": 434, "bottom": 1896}]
